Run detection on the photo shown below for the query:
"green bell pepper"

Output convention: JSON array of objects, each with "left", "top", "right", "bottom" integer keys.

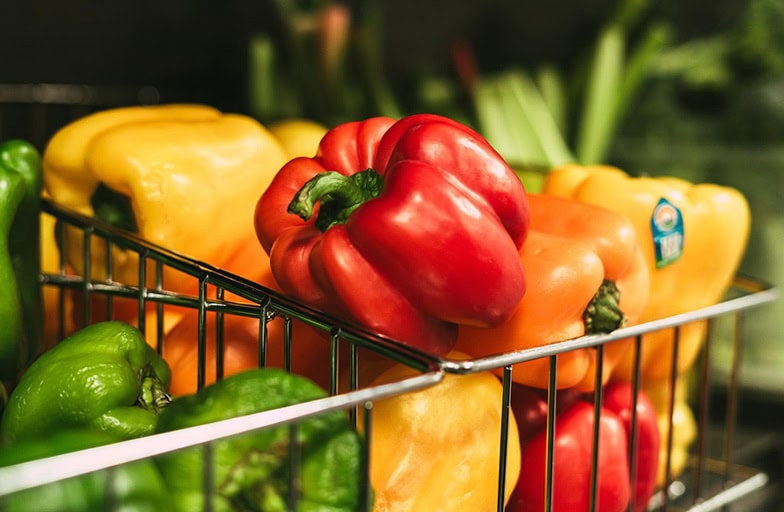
[
  {"left": 0, "top": 139, "right": 43, "bottom": 383},
  {"left": 154, "top": 368, "right": 368, "bottom": 512},
  {"left": 1, "top": 321, "right": 171, "bottom": 442},
  {"left": 0, "top": 429, "right": 167, "bottom": 512}
]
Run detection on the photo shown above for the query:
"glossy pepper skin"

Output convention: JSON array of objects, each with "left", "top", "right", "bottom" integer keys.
[
  {"left": 507, "top": 382, "right": 660, "bottom": 512},
  {"left": 362, "top": 353, "right": 521, "bottom": 511},
  {"left": 154, "top": 368, "right": 366, "bottom": 512},
  {"left": 39, "top": 114, "right": 324, "bottom": 349},
  {"left": 0, "top": 429, "right": 167, "bottom": 512},
  {"left": 0, "top": 140, "right": 43, "bottom": 383},
  {"left": 543, "top": 164, "right": 750, "bottom": 382},
  {"left": 254, "top": 114, "right": 529, "bottom": 355},
  {"left": 455, "top": 193, "right": 650, "bottom": 391},
  {"left": 1, "top": 321, "right": 171, "bottom": 442},
  {"left": 604, "top": 382, "right": 662, "bottom": 512},
  {"left": 42, "top": 104, "right": 289, "bottom": 296}
]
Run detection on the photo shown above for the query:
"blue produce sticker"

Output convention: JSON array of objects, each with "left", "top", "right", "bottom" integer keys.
[{"left": 651, "top": 197, "right": 684, "bottom": 268}]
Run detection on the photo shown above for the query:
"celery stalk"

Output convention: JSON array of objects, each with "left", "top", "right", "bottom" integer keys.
[
  {"left": 617, "top": 22, "right": 672, "bottom": 122},
  {"left": 535, "top": 65, "right": 569, "bottom": 135},
  {"left": 575, "top": 25, "right": 625, "bottom": 165},
  {"left": 504, "top": 69, "right": 575, "bottom": 166},
  {"left": 473, "top": 78, "right": 520, "bottom": 161},
  {"left": 495, "top": 74, "right": 547, "bottom": 165}
]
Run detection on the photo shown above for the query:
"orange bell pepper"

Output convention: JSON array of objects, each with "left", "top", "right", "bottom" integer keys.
[
  {"left": 455, "top": 194, "right": 650, "bottom": 391},
  {"left": 161, "top": 307, "right": 333, "bottom": 397},
  {"left": 153, "top": 246, "right": 336, "bottom": 396},
  {"left": 363, "top": 352, "right": 521, "bottom": 511},
  {"left": 543, "top": 164, "right": 750, "bottom": 382}
]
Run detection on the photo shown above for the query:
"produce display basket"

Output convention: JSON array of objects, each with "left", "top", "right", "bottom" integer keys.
[
  {"left": 0, "top": 193, "right": 778, "bottom": 511},
  {"left": 0, "top": 193, "right": 779, "bottom": 510},
  {"left": 0, "top": 198, "right": 445, "bottom": 510}
]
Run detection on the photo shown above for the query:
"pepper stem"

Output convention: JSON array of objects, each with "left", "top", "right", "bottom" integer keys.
[
  {"left": 583, "top": 280, "right": 627, "bottom": 334},
  {"left": 91, "top": 183, "right": 138, "bottom": 233},
  {"left": 287, "top": 169, "right": 384, "bottom": 232},
  {"left": 137, "top": 364, "right": 171, "bottom": 413}
]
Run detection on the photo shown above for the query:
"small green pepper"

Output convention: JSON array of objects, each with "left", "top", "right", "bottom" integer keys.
[
  {"left": 0, "top": 429, "right": 167, "bottom": 512},
  {"left": 0, "top": 139, "right": 43, "bottom": 383},
  {"left": 1, "top": 321, "right": 171, "bottom": 442},
  {"left": 154, "top": 368, "right": 368, "bottom": 512}
]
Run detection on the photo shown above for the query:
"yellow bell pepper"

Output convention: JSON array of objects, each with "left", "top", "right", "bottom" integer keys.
[
  {"left": 267, "top": 118, "right": 328, "bottom": 159},
  {"left": 643, "top": 375, "right": 697, "bottom": 485},
  {"left": 363, "top": 353, "right": 521, "bottom": 512},
  {"left": 543, "top": 165, "right": 750, "bottom": 382},
  {"left": 42, "top": 104, "right": 289, "bottom": 297}
]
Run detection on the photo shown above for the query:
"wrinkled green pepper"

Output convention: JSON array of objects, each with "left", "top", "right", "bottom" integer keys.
[
  {"left": 0, "top": 429, "right": 167, "bottom": 512},
  {"left": 1, "top": 321, "right": 171, "bottom": 442},
  {"left": 154, "top": 368, "right": 367, "bottom": 512},
  {"left": 0, "top": 139, "right": 43, "bottom": 383}
]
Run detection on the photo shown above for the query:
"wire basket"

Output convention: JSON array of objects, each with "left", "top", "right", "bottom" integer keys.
[
  {"left": 0, "top": 197, "right": 780, "bottom": 511},
  {"left": 0, "top": 198, "right": 444, "bottom": 510},
  {"left": 2, "top": 81, "right": 781, "bottom": 512},
  {"left": 431, "top": 274, "right": 779, "bottom": 512}
]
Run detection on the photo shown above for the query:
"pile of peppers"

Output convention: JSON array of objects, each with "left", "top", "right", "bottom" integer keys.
[
  {"left": 0, "top": 105, "right": 756, "bottom": 512},
  {"left": 254, "top": 113, "right": 530, "bottom": 355},
  {"left": 1, "top": 322, "right": 367, "bottom": 511}
]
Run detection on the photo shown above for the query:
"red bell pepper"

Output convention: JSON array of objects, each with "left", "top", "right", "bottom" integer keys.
[
  {"left": 604, "top": 382, "right": 661, "bottom": 512},
  {"left": 254, "top": 114, "right": 529, "bottom": 355},
  {"left": 508, "top": 382, "right": 660, "bottom": 512}
]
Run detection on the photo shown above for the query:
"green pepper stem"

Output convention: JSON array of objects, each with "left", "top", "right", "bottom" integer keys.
[
  {"left": 287, "top": 169, "right": 383, "bottom": 232},
  {"left": 137, "top": 364, "right": 171, "bottom": 413},
  {"left": 583, "top": 280, "right": 627, "bottom": 334},
  {"left": 91, "top": 183, "right": 138, "bottom": 233}
]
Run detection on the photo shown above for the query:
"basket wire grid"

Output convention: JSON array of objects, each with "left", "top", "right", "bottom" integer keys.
[
  {"left": 0, "top": 83, "right": 780, "bottom": 509},
  {"left": 434, "top": 274, "right": 778, "bottom": 512},
  {"left": 0, "top": 199, "right": 445, "bottom": 510},
  {"left": 0, "top": 197, "right": 777, "bottom": 512}
]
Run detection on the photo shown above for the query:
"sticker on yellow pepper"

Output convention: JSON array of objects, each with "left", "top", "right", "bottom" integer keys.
[{"left": 543, "top": 164, "right": 751, "bottom": 382}]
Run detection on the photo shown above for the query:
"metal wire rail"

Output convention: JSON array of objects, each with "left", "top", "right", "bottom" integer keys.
[
  {"left": 0, "top": 197, "right": 779, "bottom": 512},
  {"left": 0, "top": 199, "right": 445, "bottom": 507},
  {"left": 434, "top": 275, "right": 779, "bottom": 512},
  {"left": 3, "top": 84, "right": 779, "bottom": 512}
]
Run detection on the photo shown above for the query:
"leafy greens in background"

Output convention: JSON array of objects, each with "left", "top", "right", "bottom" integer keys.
[{"left": 247, "top": 0, "right": 784, "bottom": 167}]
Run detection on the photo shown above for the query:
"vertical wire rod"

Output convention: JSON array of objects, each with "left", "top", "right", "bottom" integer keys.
[
  {"left": 723, "top": 311, "right": 746, "bottom": 480},
  {"left": 589, "top": 344, "right": 605, "bottom": 512},
  {"left": 662, "top": 325, "right": 681, "bottom": 512},
  {"left": 80, "top": 226, "right": 93, "bottom": 327},
  {"left": 496, "top": 366, "right": 513, "bottom": 512},
  {"left": 627, "top": 335, "right": 644, "bottom": 512},
  {"left": 196, "top": 275, "right": 208, "bottom": 390},
  {"left": 544, "top": 355, "right": 558, "bottom": 512},
  {"left": 215, "top": 286, "right": 225, "bottom": 382},
  {"left": 694, "top": 318, "right": 714, "bottom": 501}
]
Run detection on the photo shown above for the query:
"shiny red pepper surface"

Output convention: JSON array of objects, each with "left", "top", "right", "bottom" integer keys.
[
  {"left": 254, "top": 114, "right": 529, "bottom": 355},
  {"left": 507, "top": 382, "right": 660, "bottom": 512}
]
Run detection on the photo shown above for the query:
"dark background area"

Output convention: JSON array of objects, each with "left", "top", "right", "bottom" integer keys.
[{"left": 0, "top": 0, "right": 746, "bottom": 142}]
